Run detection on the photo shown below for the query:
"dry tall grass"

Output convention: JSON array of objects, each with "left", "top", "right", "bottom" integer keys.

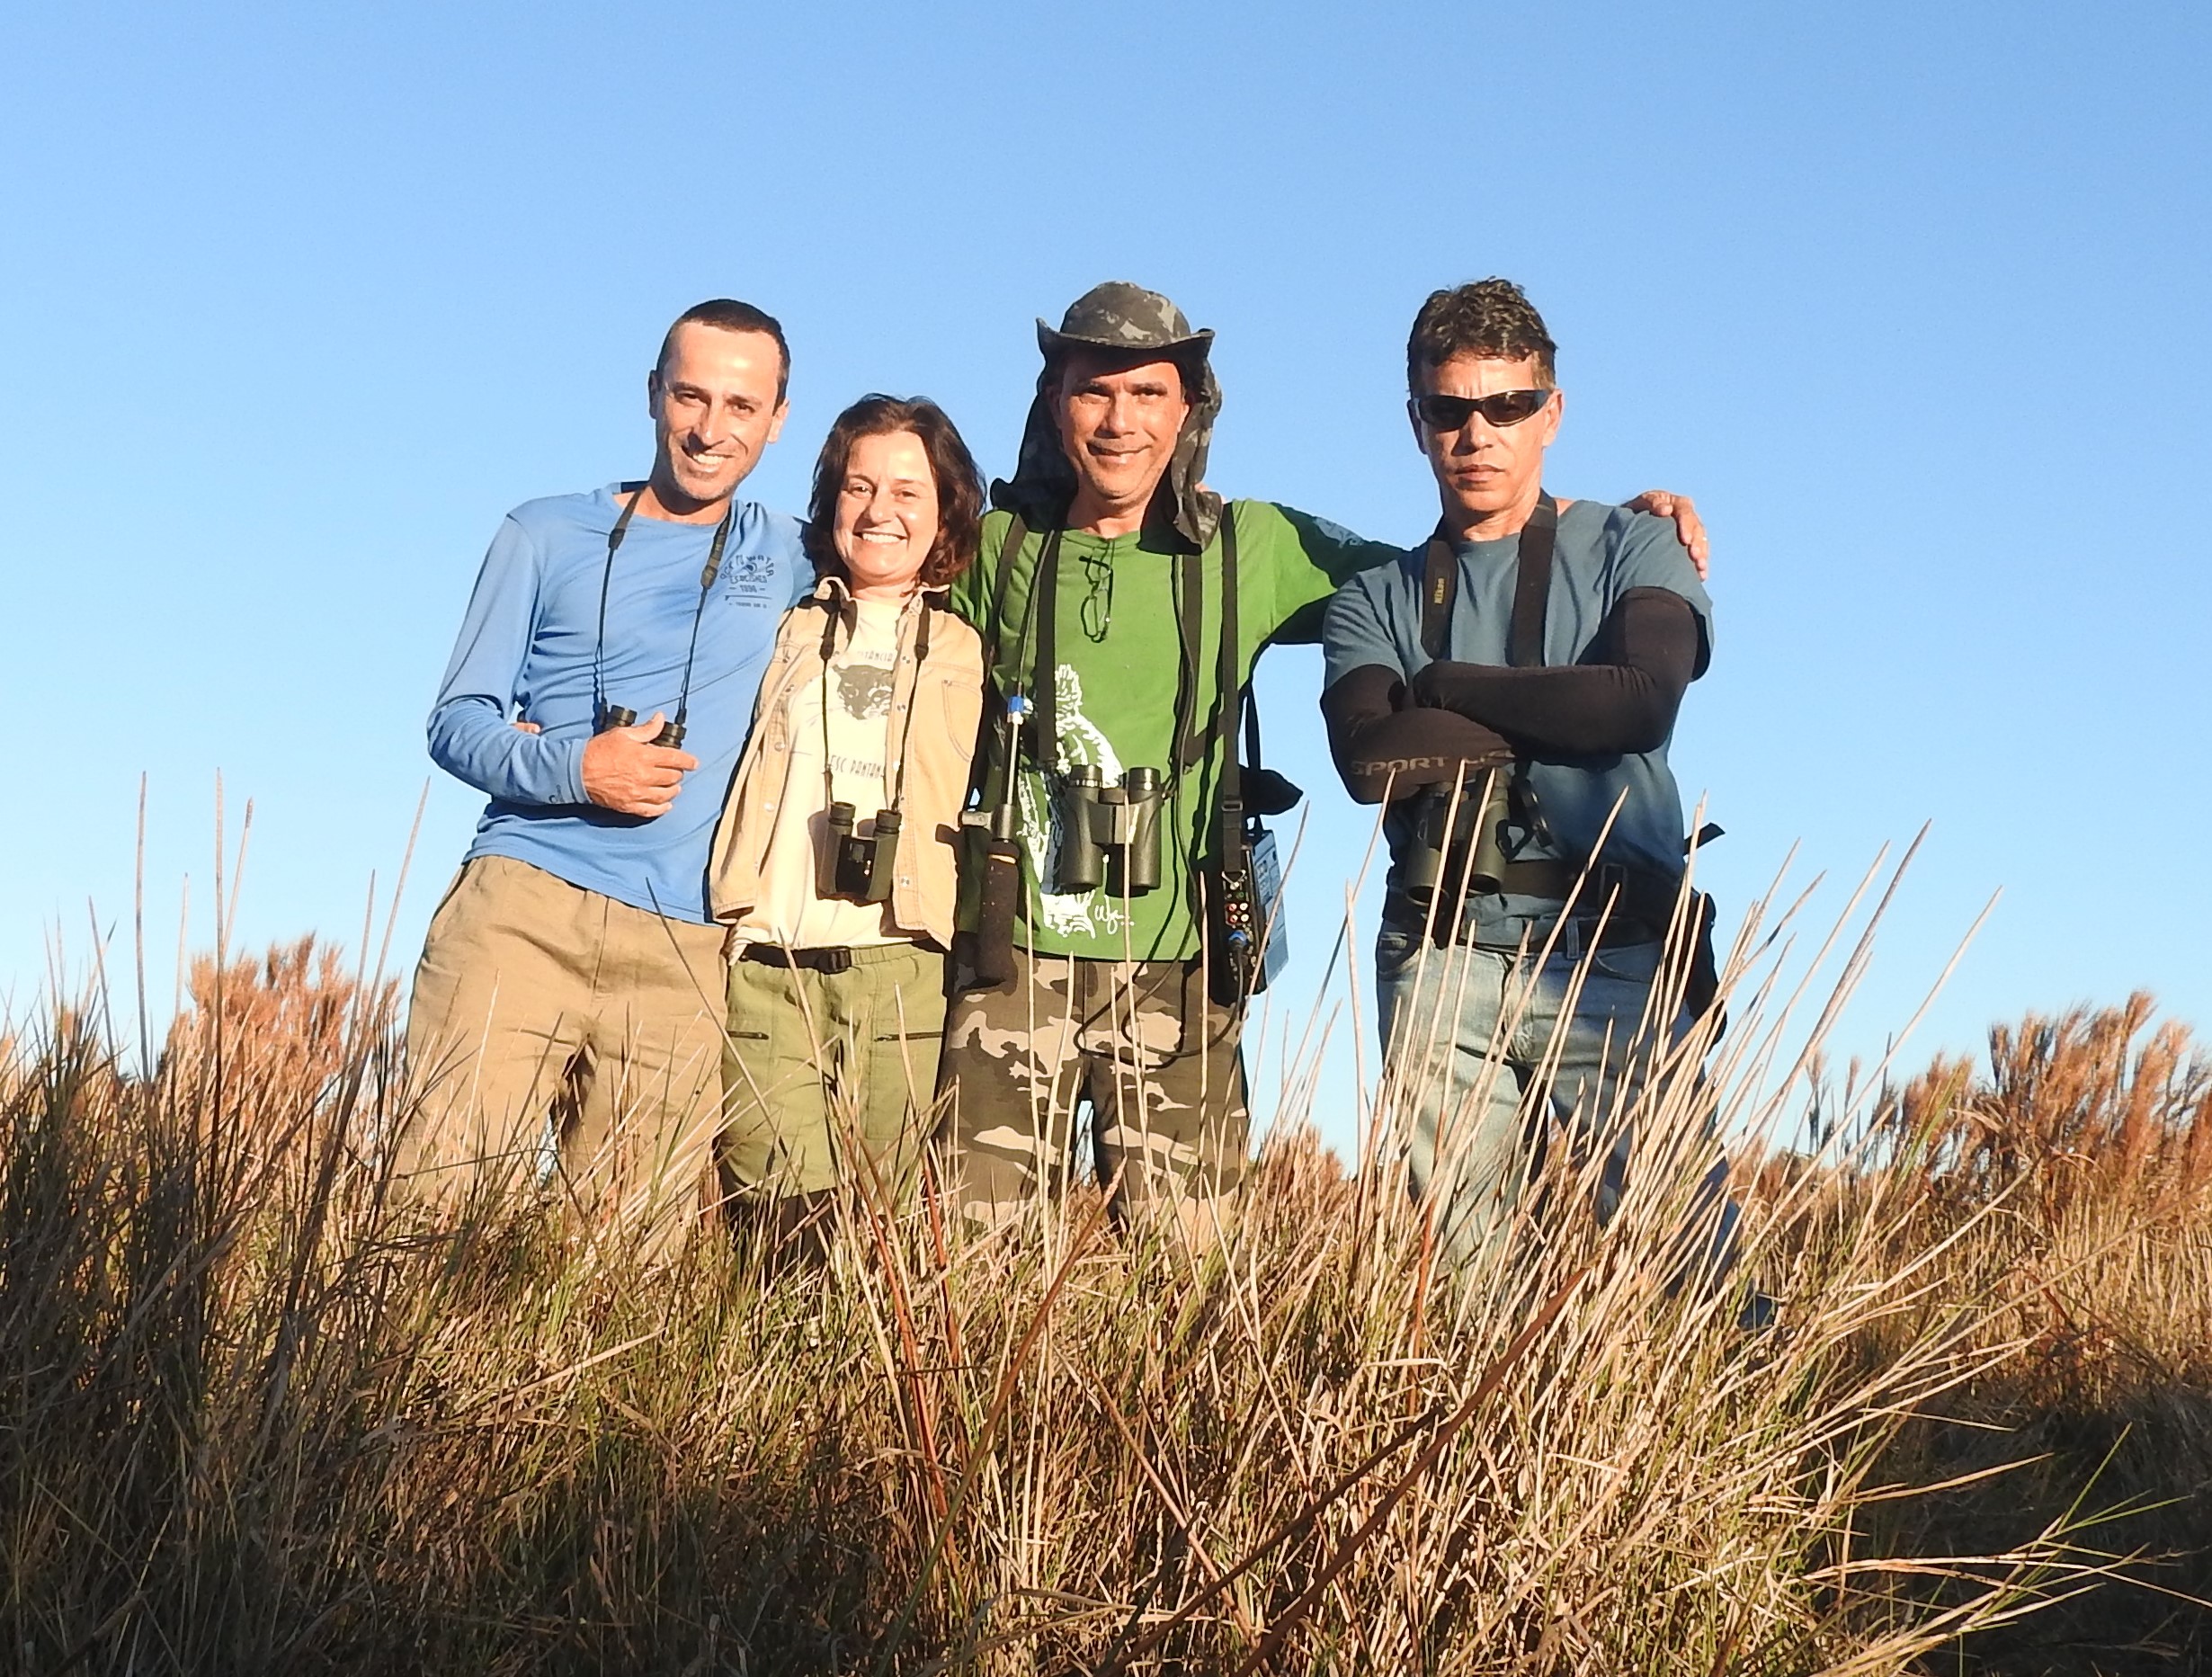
[
  {"left": 2, "top": 914, "right": 2204, "bottom": 1673},
  {"left": 1858, "top": 995, "right": 2212, "bottom": 1676}
]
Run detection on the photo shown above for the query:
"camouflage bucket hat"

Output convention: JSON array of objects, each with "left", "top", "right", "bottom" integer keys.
[
  {"left": 994, "top": 281, "right": 1226, "bottom": 549},
  {"left": 1034, "top": 280, "right": 1216, "bottom": 361}
]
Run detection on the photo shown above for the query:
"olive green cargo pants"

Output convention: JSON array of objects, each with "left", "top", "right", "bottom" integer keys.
[{"left": 719, "top": 941, "right": 949, "bottom": 1206}]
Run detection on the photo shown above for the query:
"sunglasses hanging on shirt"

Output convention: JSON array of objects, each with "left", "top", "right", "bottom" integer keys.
[
  {"left": 591, "top": 484, "right": 738, "bottom": 748},
  {"left": 1410, "top": 388, "right": 1554, "bottom": 433}
]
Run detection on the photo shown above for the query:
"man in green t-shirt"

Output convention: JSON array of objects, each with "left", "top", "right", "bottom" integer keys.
[{"left": 939, "top": 281, "right": 1703, "bottom": 1247}]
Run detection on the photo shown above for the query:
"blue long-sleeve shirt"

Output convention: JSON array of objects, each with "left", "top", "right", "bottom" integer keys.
[{"left": 429, "top": 485, "right": 810, "bottom": 923}]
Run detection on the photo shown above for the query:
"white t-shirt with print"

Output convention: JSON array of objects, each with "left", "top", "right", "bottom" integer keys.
[{"left": 732, "top": 595, "right": 911, "bottom": 950}]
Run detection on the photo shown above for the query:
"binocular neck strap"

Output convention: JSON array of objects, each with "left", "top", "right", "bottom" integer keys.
[
  {"left": 1213, "top": 508, "right": 1244, "bottom": 868},
  {"left": 1020, "top": 515, "right": 1231, "bottom": 846},
  {"left": 1027, "top": 526, "right": 1066, "bottom": 770},
  {"left": 1168, "top": 532, "right": 1218, "bottom": 778},
  {"left": 888, "top": 597, "right": 932, "bottom": 810},
  {"left": 670, "top": 501, "right": 738, "bottom": 737},
  {"left": 818, "top": 597, "right": 841, "bottom": 816},
  {"left": 594, "top": 485, "right": 647, "bottom": 726},
  {"left": 1419, "top": 490, "right": 1558, "bottom": 667},
  {"left": 594, "top": 484, "right": 737, "bottom": 732}
]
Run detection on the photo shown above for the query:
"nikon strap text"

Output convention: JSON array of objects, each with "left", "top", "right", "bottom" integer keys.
[{"left": 1419, "top": 491, "right": 1558, "bottom": 666}]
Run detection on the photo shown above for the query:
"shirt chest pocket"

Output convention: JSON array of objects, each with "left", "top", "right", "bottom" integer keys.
[
  {"left": 757, "top": 647, "right": 809, "bottom": 754},
  {"left": 921, "top": 667, "right": 985, "bottom": 763}
]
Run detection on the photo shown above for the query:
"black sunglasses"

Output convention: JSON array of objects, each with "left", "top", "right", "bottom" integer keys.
[{"left": 1411, "top": 388, "right": 1553, "bottom": 431}]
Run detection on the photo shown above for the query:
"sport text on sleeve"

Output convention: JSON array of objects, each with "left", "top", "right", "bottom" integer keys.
[{"left": 1319, "top": 574, "right": 1511, "bottom": 805}]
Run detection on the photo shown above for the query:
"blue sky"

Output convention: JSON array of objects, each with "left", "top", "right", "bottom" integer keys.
[{"left": 3, "top": 1, "right": 2205, "bottom": 1151}]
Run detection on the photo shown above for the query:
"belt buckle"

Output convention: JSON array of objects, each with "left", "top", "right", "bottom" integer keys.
[
  {"left": 1589, "top": 861, "right": 1632, "bottom": 914},
  {"left": 816, "top": 948, "right": 853, "bottom": 976}
]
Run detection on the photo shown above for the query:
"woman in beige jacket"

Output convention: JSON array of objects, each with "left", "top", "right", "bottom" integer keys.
[{"left": 707, "top": 396, "right": 986, "bottom": 1253}]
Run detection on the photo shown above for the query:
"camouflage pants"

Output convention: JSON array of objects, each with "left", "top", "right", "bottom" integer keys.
[{"left": 937, "top": 950, "right": 1248, "bottom": 1223}]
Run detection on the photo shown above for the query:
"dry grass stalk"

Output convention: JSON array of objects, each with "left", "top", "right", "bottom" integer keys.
[
  {"left": 0, "top": 891, "right": 2194, "bottom": 1673},
  {"left": 1886, "top": 993, "right": 2212, "bottom": 1222}
]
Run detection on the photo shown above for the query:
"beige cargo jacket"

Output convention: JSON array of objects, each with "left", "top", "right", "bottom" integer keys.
[{"left": 708, "top": 576, "right": 985, "bottom": 950}]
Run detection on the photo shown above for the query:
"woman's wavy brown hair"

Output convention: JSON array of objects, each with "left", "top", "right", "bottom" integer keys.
[{"left": 802, "top": 395, "right": 986, "bottom": 589}]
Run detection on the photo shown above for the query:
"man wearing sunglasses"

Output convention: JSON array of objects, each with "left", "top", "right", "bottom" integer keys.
[
  {"left": 940, "top": 280, "right": 1708, "bottom": 1253},
  {"left": 396, "top": 299, "right": 811, "bottom": 1252},
  {"left": 1321, "top": 278, "right": 1721, "bottom": 1270}
]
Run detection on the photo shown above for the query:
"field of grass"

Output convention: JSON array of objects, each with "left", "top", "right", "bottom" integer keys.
[{"left": 3, "top": 890, "right": 2208, "bottom": 1673}]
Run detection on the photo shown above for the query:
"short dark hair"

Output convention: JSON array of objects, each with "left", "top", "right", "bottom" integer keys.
[
  {"left": 656, "top": 299, "right": 790, "bottom": 403},
  {"left": 803, "top": 396, "right": 986, "bottom": 590},
  {"left": 1406, "top": 279, "right": 1556, "bottom": 395}
]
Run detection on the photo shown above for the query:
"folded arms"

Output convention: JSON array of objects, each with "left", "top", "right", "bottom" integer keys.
[{"left": 1321, "top": 587, "right": 1702, "bottom": 803}]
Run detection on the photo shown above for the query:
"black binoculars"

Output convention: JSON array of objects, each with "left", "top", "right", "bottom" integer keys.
[
  {"left": 1056, "top": 765, "right": 1163, "bottom": 896},
  {"left": 1402, "top": 773, "right": 1514, "bottom": 912},
  {"left": 596, "top": 705, "right": 686, "bottom": 749},
  {"left": 819, "top": 801, "right": 901, "bottom": 904}
]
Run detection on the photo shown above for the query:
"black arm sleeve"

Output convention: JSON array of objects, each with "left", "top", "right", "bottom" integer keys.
[
  {"left": 1407, "top": 587, "right": 1702, "bottom": 755},
  {"left": 1321, "top": 664, "right": 1513, "bottom": 805}
]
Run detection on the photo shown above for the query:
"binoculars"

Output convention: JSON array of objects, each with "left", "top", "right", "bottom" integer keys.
[
  {"left": 1057, "top": 765, "right": 1163, "bottom": 896},
  {"left": 597, "top": 705, "right": 685, "bottom": 749},
  {"left": 819, "top": 801, "right": 901, "bottom": 904},
  {"left": 1402, "top": 772, "right": 1514, "bottom": 913}
]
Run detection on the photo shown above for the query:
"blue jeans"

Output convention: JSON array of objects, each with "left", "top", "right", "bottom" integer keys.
[{"left": 1375, "top": 920, "right": 1704, "bottom": 1270}]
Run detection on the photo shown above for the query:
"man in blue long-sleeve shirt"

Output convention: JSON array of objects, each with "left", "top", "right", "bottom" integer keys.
[{"left": 397, "top": 299, "right": 811, "bottom": 1248}]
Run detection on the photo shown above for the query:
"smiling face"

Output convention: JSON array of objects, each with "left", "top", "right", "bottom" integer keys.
[
  {"left": 832, "top": 429, "right": 941, "bottom": 599},
  {"left": 644, "top": 323, "right": 788, "bottom": 519},
  {"left": 1052, "top": 350, "right": 1191, "bottom": 534},
  {"left": 1412, "top": 352, "right": 1562, "bottom": 538}
]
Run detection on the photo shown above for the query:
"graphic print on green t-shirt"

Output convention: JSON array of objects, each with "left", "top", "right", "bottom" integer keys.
[{"left": 950, "top": 500, "right": 1399, "bottom": 962}]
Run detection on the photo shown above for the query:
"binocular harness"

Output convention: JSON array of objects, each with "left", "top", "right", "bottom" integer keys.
[{"left": 958, "top": 508, "right": 1288, "bottom": 1004}]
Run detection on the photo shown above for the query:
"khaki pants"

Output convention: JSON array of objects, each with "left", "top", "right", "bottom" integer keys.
[
  {"left": 719, "top": 941, "right": 948, "bottom": 1206},
  {"left": 936, "top": 950, "right": 1248, "bottom": 1228},
  {"left": 397, "top": 855, "right": 726, "bottom": 1250}
]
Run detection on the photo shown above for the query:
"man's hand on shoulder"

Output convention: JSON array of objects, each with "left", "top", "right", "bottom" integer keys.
[
  {"left": 580, "top": 713, "right": 697, "bottom": 818},
  {"left": 1623, "top": 491, "right": 1709, "bottom": 579}
]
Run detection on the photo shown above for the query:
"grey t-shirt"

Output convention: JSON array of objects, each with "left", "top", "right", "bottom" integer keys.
[{"left": 1320, "top": 497, "right": 1713, "bottom": 932}]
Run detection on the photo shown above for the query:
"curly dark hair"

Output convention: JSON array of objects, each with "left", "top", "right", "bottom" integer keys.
[
  {"left": 802, "top": 396, "right": 986, "bottom": 590},
  {"left": 1405, "top": 279, "right": 1557, "bottom": 395}
]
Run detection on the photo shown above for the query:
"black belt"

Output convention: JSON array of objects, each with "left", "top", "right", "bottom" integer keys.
[
  {"left": 1393, "top": 908, "right": 1665, "bottom": 953},
  {"left": 736, "top": 943, "right": 853, "bottom": 975},
  {"left": 1394, "top": 861, "right": 1684, "bottom": 950}
]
